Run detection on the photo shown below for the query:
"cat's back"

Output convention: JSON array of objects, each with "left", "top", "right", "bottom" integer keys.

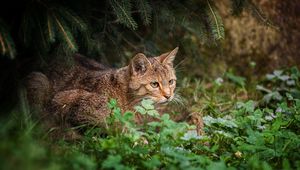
[
  {"left": 48, "top": 54, "right": 113, "bottom": 93},
  {"left": 26, "top": 54, "right": 114, "bottom": 109}
]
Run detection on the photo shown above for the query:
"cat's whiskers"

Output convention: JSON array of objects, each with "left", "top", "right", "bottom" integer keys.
[
  {"left": 169, "top": 93, "right": 184, "bottom": 106},
  {"left": 174, "top": 58, "right": 187, "bottom": 70}
]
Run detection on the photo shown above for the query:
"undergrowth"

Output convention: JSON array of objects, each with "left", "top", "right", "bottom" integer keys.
[{"left": 1, "top": 67, "right": 300, "bottom": 170}]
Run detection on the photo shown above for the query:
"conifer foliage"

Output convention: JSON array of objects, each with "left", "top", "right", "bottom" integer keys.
[
  {"left": 0, "top": 0, "right": 268, "bottom": 60},
  {"left": 0, "top": 19, "right": 16, "bottom": 59}
]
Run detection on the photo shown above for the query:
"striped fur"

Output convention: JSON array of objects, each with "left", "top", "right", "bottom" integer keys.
[{"left": 26, "top": 48, "right": 180, "bottom": 139}]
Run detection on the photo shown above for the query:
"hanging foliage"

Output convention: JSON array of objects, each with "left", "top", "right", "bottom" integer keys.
[{"left": 0, "top": 0, "right": 271, "bottom": 60}]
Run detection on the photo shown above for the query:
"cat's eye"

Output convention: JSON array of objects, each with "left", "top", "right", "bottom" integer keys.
[
  {"left": 169, "top": 79, "right": 175, "bottom": 85},
  {"left": 150, "top": 81, "right": 159, "bottom": 88}
]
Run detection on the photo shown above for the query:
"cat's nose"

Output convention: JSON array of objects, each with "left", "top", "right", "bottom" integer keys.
[{"left": 164, "top": 95, "right": 171, "bottom": 99}]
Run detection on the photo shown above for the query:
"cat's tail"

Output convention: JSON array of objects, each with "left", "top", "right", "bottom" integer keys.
[{"left": 25, "top": 72, "right": 52, "bottom": 113}]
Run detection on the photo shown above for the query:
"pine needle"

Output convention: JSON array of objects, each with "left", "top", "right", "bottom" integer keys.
[
  {"left": 248, "top": 1, "right": 279, "bottom": 30},
  {"left": 110, "top": 0, "right": 138, "bottom": 30},
  {"left": 3, "top": 34, "right": 16, "bottom": 59},
  {"left": 0, "top": 19, "right": 16, "bottom": 58},
  {"left": 0, "top": 30, "right": 16, "bottom": 59},
  {"left": 206, "top": 0, "right": 225, "bottom": 40},
  {"left": 63, "top": 9, "right": 88, "bottom": 32},
  {"left": 136, "top": 0, "right": 152, "bottom": 25},
  {"left": 47, "top": 13, "right": 55, "bottom": 43},
  {"left": 53, "top": 15, "right": 77, "bottom": 52},
  {"left": 0, "top": 33, "right": 6, "bottom": 55}
]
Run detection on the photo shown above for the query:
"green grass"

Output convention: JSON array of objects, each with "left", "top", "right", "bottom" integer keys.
[{"left": 1, "top": 67, "right": 300, "bottom": 170}]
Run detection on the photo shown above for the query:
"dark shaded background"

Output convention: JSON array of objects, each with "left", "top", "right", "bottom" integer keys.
[{"left": 0, "top": 0, "right": 300, "bottom": 114}]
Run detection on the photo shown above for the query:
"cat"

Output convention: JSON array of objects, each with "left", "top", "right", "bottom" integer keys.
[{"left": 26, "top": 47, "right": 203, "bottom": 139}]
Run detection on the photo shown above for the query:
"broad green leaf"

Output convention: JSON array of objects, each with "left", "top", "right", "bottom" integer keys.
[
  {"left": 134, "top": 106, "right": 146, "bottom": 115},
  {"left": 161, "top": 114, "right": 170, "bottom": 121},
  {"left": 226, "top": 72, "right": 246, "bottom": 87},
  {"left": 123, "top": 111, "right": 134, "bottom": 121},
  {"left": 147, "top": 110, "right": 159, "bottom": 117},
  {"left": 141, "top": 99, "right": 155, "bottom": 110}
]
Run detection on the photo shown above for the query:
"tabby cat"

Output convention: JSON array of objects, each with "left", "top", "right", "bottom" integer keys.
[{"left": 26, "top": 47, "right": 203, "bottom": 139}]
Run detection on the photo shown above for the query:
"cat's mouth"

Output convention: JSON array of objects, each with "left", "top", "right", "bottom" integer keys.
[
  {"left": 157, "top": 98, "right": 172, "bottom": 105},
  {"left": 142, "top": 96, "right": 172, "bottom": 105},
  {"left": 158, "top": 100, "right": 168, "bottom": 104}
]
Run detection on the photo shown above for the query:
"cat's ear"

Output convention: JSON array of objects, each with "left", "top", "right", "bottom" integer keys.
[
  {"left": 158, "top": 47, "right": 178, "bottom": 67},
  {"left": 130, "top": 53, "right": 151, "bottom": 76}
]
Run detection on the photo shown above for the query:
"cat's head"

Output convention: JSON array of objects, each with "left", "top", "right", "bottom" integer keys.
[{"left": 128, "top": 47, "right": 178, "bottom": 104}]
